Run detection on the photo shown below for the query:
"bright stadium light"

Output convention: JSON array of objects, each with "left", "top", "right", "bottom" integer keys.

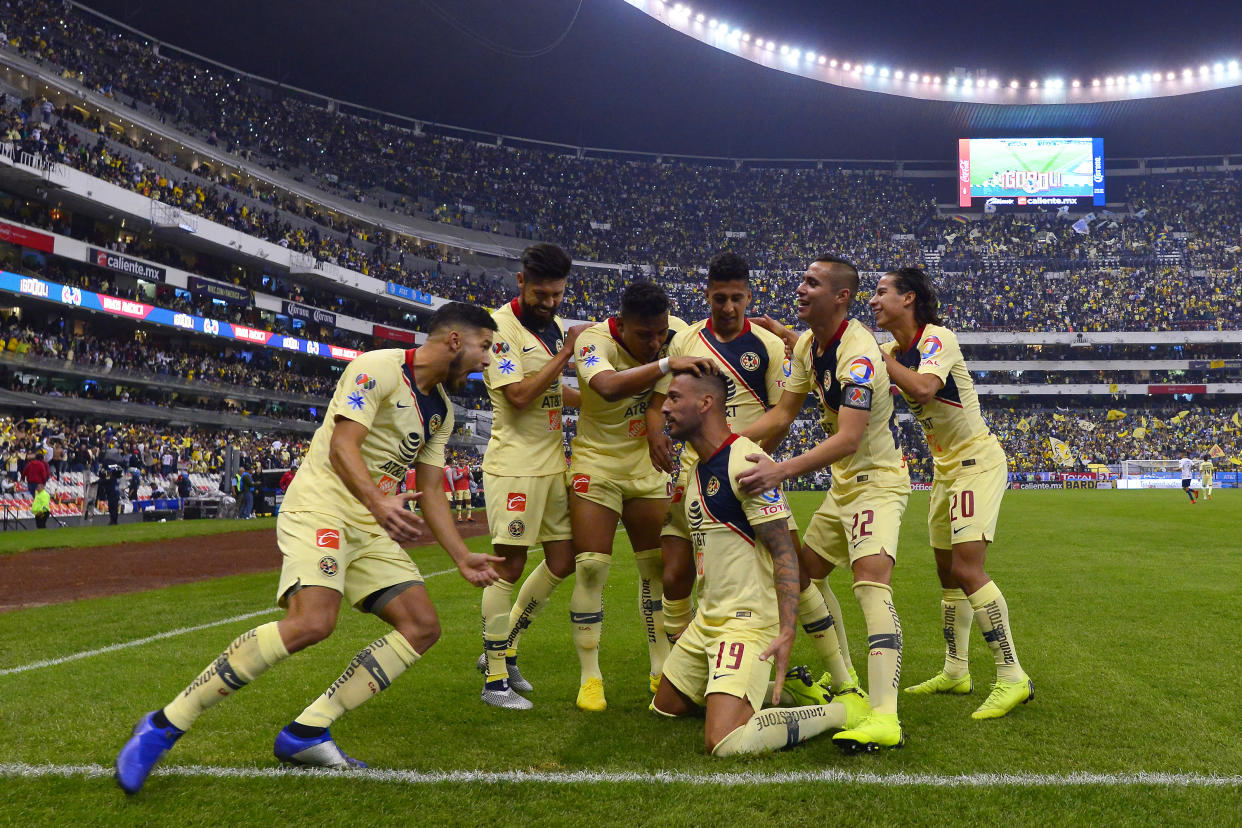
[
  {"left": 1029, "top": 79, "right": 1038, "bottom": 88},
  {"left": 961, "top": 77, "right": 972, "bottom": 88},
  {"left": 779, "top": 44, "right": 789, "bottom": 54},
  {"left": 853, "top": 64, "right": 863, "bottom": 74},
  {"left": 707, "top": 18, "right": 716, "bottom": 27},
  {"left": 863, "top": 64, "right": 875, "bottom": 75},
  {"left": 894, "top": 70, "right": 904, "bottom": 79},
  {"left": 817, "top": 55, "right": 826, "bottom": 65},
  {"left": 947, "top": 76, "right": 958, "bottom": 87},
  {"left": 696, "top": 12, "right": 705, "bottom": 22},
  {"left": 1182, "top": 67, "right": 1193, "bottom": 78},
  {"left": 842, "top": 61, "right": 851, "bottom": 71},
  {"left": 828, "top": 58, "right": 837, "bottom": 67},
  {"left": 1213, "top": 62, "right": 1225, "bottom": 74},
  {"left": 1072, "top": 79, "right": 1081, "bottom": 88},
  {"left": 804, "top": 51, "right": 814, "bottom": 61},
  {"left": 1105, "top": 76, "right": 1114, "bottom": 86},
  {"left": 1128, "top": 74, "right": 1139, "bottom": 85},
  {"left": 765, "top": 40, "right": 774, "bottom": 50},
  {"left": 933, "top": 75, "right": 941, "bottom": 84},
  {"left": 1092, "top": 78, "right": 1100, "bottom": 87},
  {"left": 1009, "top": 79, "right": 1019, "bottom": 88},
  {"left": 1230, "top": 60, "right": 1240, "bottom": 74},
  {"left": 879, "top": 67, "right": 890, "bottom": 77},
  {"left": 741, "top": 32, "right": 750, "bottom": 41},
  {"left": 1140, "top": 72, "right": 1151, "bottom": 83},
  {"left": 1200, "top": 65, "right": 1210, "bottom": 76},
  {"left": 988, "top": 77, "right": 999, "bottom": 88},
  {"left": 790, "top": 48, "right": 801, "bottom": 60}
]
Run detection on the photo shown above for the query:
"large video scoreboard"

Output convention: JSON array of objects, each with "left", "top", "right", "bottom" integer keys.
[{"left": 958, "top": 137, "right": 1104, "bottom": 209}]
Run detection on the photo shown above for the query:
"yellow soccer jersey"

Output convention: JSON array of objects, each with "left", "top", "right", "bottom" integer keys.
[
  {"left": 657, "top": 318, "right": 788, "bottom": 471},
  {"left": 881, "top": 324, "right": 1006, "bottom": 478},
  {"left": 572, "top": 315, "right": 686, "bottom": 476},
  {"left": 787, "top": 319, "right": 908, "bottom": 487},
  {"left": 282, "top": 348, "right": 452, "bottom": 530},
  {"left": 483, "top": 298, "right": 568, "bottom": 477},
  {"left": 1201, "top": 461, "right": 1214, "bottom": 479},
  {"left": 686, "top": 434, "right": 792, "bottom": 629}
]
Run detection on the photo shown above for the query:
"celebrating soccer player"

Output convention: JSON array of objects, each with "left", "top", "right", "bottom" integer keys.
[
  {"left": 651, "top": 370, "right": 867, "bottom": 755},
  {"left": 871, "top": 267, "right": 1034, "bottom": 719},
  {"left": 740, "top": 255, "right": 911, "bottom": 752},
  {"left": 1200, "top": 455, "right": 1214, "bottom": 500},
  {"left": 567, "top": 281, "right": 706, "bottom": 711},
  {"left": 646, "top": 254, "right": 847, "bottom": 676},
  {"left": 477, "top": 243, "right": 587, "bottom": 709},
  {"left": 115, "top": 303, "right": 503, "bottom": 793}
]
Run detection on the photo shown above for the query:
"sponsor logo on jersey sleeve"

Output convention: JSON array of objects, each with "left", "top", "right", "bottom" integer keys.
[
  {"left": 920, "top": 336, "right": 943, "bottom": 357},
  {"left": 848, "top": 357, "right": 875, "bottom": 384},
  {"left": 354, "top": 373, "right": 376, "bottom": 390},
  {"left": 346, "top": 391, "right": 365, "bottom": 411}
]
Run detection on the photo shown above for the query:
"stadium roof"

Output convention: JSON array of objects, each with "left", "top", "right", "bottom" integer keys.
[{"left": 78, "top": 0, "right": 1242, "bottom": 160}]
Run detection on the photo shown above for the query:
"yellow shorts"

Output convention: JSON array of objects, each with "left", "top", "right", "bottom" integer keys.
[
  {"left": 662, "top": 467, "right": 798, "bottom": 541},
  {"left": 928, "top": 463, "right": 1006, "bottom": 549},
  {"left": 662, "top": 620, "right": 774, "bottom": 714},
  {"left": 483, "top": 471, "right": 572, "bottom": 548},
  {"left": 454, "top": 489, "right": 471, "bottom": 502},
  {"left": 803, "top": 482, "right": 908, "bottom": 569},
  {"left": 275, "top": 510, "right": 421, "bottom": 609},
  {"left": 568, "top": 463, "right": 667, "bottom": 516}
]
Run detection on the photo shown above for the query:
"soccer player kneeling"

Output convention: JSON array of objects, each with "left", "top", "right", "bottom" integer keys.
[{"left": 650, "top": 371, "right": 867, "bottom": 755}]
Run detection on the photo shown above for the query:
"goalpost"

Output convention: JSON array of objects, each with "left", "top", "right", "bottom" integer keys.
[{"left": 1118, "top": 459, "right": 1200, "bottom": 489}]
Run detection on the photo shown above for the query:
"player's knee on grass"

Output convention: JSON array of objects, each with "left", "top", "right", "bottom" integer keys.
[{"left": 703, "top": 694, "right": 755, "bottom": 754}]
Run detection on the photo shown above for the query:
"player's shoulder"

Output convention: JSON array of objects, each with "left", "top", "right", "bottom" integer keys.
[
  {"left": 345, "top": 348, "right": 405, "bottom": 380},
  {"left": 668, "top": 314, "right": 690, "bottom": 335},
  {"left": 746, "top": 320, "right": 786, "bottom": 350},
  {"left": 841, "top": 319, "right": 881, "bottom": 352},
  {"left": 792, "top": 328, "right": 816, "bottom": 359},
  {"left": 727, "top": 434, "right": 770, "bottom": 467},
  {"left": 920, "top": 323, "right": 959, "bottom": 351},
  {"left": 671, "top": 318, "right": 707, "bottom": 349}
]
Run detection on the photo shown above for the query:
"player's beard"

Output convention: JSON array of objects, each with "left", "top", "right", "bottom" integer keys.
[
  {"left": 446, "top": 350, "right": 469, "bottom": 392},
  {"left": 520, "top": 297, "right": 558, "bottom": 326}
]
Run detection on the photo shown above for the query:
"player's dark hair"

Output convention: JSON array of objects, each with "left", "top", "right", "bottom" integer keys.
[
  {"left": 427, "top": 301, "right": 498, "bottom": 335},
  {"left": 619, "top": 281, "right": 670, "bottom": 320},
  {"left": 707, "top": 252, "right": 749, "bottom": 285},
  {"left": 520, "top": 243, "right": 572, "bottom": 282},
  {"left": 813, "top": 254, "right": 860, "bottom": 297},
  {"left": 887, "top": 267, "right": 944, "bottom": 326},
  {"left": 673, "top": 369, "right": 727, "bottom": 409}
]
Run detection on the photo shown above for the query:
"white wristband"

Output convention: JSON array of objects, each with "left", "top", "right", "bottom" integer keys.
[{"left": 658, "top": 356, "right": 671, "bottom": 375}]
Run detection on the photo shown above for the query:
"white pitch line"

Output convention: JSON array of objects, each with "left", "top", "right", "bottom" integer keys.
[
  {"left": 0, "top": 567, "right": 458, "bottom": 677},
  {"left": 1, "top": 762, "right": 1240, "bottom": 788}
]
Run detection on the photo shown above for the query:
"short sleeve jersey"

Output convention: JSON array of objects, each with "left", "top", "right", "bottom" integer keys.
[
  {"left": 685, "top": 434, "right": 792, "bottom": 629},
  {"left": 787, "top": 319, "right": 907, "bottom": 487},
  {"left": 483, "top": 299, "right": 568, "bottom": 477},
  {"left": 1201, "top": 461, "right": 1214, "bottom": 478},
  {"left": 572, "top": 315, "right": 686, "bottom": 476},
  {"left": 1179, "top": 458, "right": 1193, "bottom": 478},
  {"left": 282, "top": 348, "right": 452, "bottom": 531},
  {"left": 881, "top": 324, "right": 1006, "bottom": 478},
  {"left": 656, "top": 318, "right": 788, "bottom": 471}
]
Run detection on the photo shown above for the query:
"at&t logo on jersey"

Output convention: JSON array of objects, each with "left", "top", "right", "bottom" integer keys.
[
  {"left": 506, "top": 492, "right": 527, "bottom": 512},
  {"left": 315, "top": 529, "right": 340, "bottom": 550},
  {"left": 848, "top": 357, "right": 874, "bottom": 384},
  {"left": 920, "top": 336, "right": 943, "bottom": 358}
]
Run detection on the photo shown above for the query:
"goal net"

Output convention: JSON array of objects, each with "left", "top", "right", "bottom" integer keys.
[{"left": 1119, "top": 459, "right": 1199, "bottom": 489}]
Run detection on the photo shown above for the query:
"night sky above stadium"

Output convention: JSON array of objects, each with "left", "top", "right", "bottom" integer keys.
[{"left": 79, "top": 0, "right": 1242, "bottom": 158}]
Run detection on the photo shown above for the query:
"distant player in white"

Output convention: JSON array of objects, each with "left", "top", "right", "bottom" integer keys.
[{"left": 1178, "top": 454, "right": 1197, "bottom": 504}]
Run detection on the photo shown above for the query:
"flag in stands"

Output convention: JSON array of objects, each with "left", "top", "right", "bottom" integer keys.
[
  {"left": 1049, "top": 437, "right": 1074, "bottom": 467},
  {"left": 1106, "top": 409, "right": 1126, "bottom": 421}
]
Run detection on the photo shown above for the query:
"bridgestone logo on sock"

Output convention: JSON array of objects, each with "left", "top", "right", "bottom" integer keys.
[{"left": 983, "top": 602, "right": 1016, "bottom": 664}]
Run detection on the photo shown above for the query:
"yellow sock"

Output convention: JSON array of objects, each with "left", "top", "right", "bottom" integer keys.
[
  {"left": 968, "top": 581, "right": 1025, "bottom": 683},
  {"left": 854, "top": 580, "right": 902, "bottom": 715},
  {"left": 505, "top": 560, "right": 564, "bottom": 659},
  {"left": 294, "top": 631, "right": 419, "bottom": 729},
  {"left": 481, "top": 578, "right": 515, "bottom": 681},
  {"left": 796, "top": 585, "right": 850, "bottom": 687},
  {"left": 163, "top": 621, "right": 288, "bottom": 731},
  {"left": 570, "top": 553, "right": 610, "bottom": 682},
  {"left": 711, "top": 704, "right": 847, "bottom": 756},
  {"left": 663, "top": 596, "right": 693, "bottom": 639},
  {"left": 813, "top": 577, "right": 854, "bottom": 674},
  {"left": 634, "top": 548, "right": 669, "bottom": 676},
  {"left": 941, "top": 588, "right": 973, "bottom": 678}
]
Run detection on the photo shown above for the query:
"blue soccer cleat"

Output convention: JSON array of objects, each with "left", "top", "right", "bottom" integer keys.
[
  {"left": 274, "top": 726, "right": 368, "bottom": 769},
  {"left": 114, "top": 711, "right": 184, "bottom": 794}
]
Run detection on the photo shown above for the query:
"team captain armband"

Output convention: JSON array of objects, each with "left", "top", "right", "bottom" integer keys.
[{"left": 841, "top": 383, "right": 872, "bottom": 410}]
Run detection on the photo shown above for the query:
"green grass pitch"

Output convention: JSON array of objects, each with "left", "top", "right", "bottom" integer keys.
[{"left": 2, "top": 490, "right": 1240, "bottom": 825}]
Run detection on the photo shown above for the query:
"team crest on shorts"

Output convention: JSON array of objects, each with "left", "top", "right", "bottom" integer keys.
[
  {"left": 740, "top": 351, "right": 760, "bottom": 371},
  {"left": 354, "top": 373, "right": 376, "bottom": 390},
  {"left": 507, "top": 519, "right": 526, "bottom": 538},
  {"left": 429, "top": 414, "right": 443, "bottom": 433},
  {"left": 318, "top": 556, "right": 339, "bottom": 577},
  {"left": 706, "top": 476, "right": 720, "bottom": 496}
]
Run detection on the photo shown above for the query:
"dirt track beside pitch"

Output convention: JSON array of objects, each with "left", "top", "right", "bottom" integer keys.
[{"left": 0, "top": 518, "right": 492, "bottom": 612}]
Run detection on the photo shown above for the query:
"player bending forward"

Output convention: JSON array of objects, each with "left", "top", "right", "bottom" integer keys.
[
  {"left": 651, "top": 370, "right": 867, "bottom": 755},
  {"left": 871, "top": 267, "right": 1034, "bottom": 719},
  {"left": 115, "top": 304, "right": 502, "bottom": 794}
]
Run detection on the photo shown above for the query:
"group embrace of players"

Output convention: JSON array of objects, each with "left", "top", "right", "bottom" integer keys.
[{"left": 115, "top": 243, "right": 1034, "bottom": 793}]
